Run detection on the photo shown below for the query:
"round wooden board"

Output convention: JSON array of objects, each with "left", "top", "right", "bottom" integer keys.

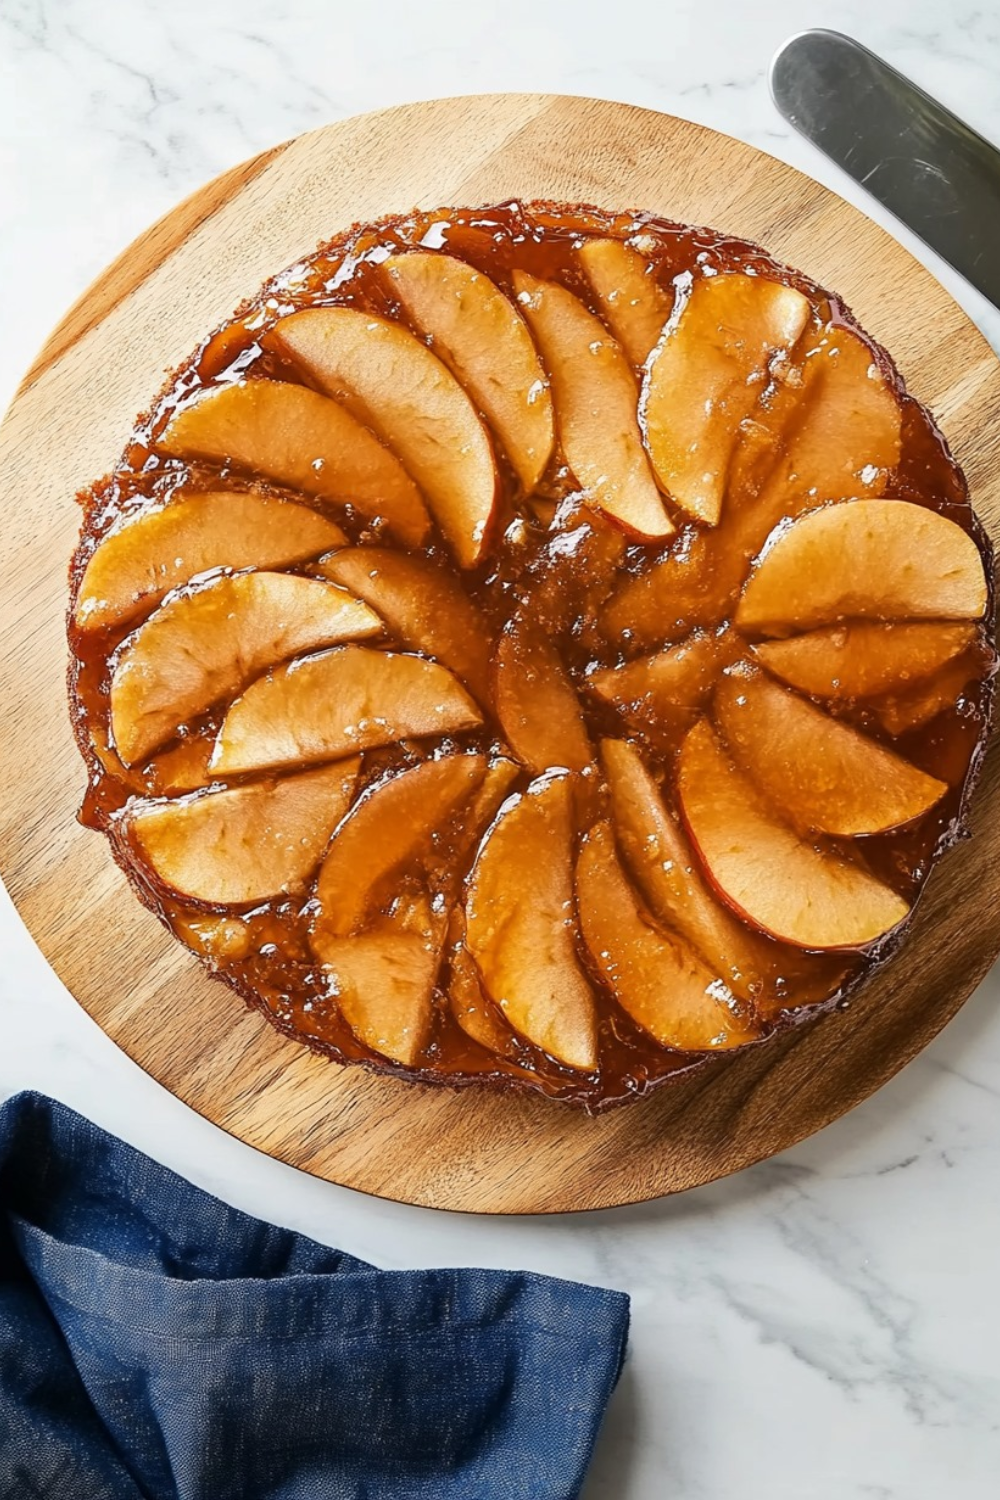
[{"left": 2, "top": 94, "right": 999, "bottom": 1214}]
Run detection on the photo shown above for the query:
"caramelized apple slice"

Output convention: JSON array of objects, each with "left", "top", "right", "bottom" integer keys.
[
  {"left": 606, "top": 321, "right": 902, "bottom": 645},
  {"left": 715, "top": 669, "right": 947, "bottom": 835},
  {"left": 312, "top": 753, "right": 486, "bottom": 939},
  {"left": 158, "top": 380, "right": 429, "bottom": 545},
  {"left": 577, "top": 821, "right": 758, "bottom": 1049},
  {"left": 212, "top": 647, "right": 482, "bottom": 775},
  {"left": 761, "top": 323, "right": 901, "bottom": 507},
  {"left": 313, "top": 896, "right": 441, "bottom": 1067},
  {"left": 127, "top": 759, "right": 359, "bottom": 905},
  {"left": 872, "top": 651, "right": 984, "bottom": 736},
  {"left": 321, "top": 932, "right": 438, "bottom": 1066},
  {"left": 447, "top": 909, "right": 516, "bottom": 1058},
  {"left": 493, "top": 612, "right": 592, "bottom": 774},
  {"left": 602, "top": 738, "right": 780, "bottom": 1000},
  {"left": 753, "top": 622, "right": 978, "bottom": 701},
  {"left": 390, "top": 763, "right": 524, "bottom": 1058},
  {"left": 111, "top": 573, "right": 382, "bottom": 765},
  {"left": 317, "top": 547, "right": 492, "bottom": 704},
  {"left": 577, "top": 239, "right": 672, "bottom": 365},
  {"left": 448, "top": 758, "right": 521, "bottom": 866},
  {"left": 738, "top": 501, "right": 988, "bottom": 635},
  {"left": 588, "top": 631, "right": 737, "bottom": 740},
  {"left": 512, "top": 272, "right": 673, "bottom": 540},
  {"left": 678, "top": 720, "right": 909, "bottom": 949},
  {"left": 268, "top": 309, "right": 497, "bottom": 568},
  {"left": 466, "top": 774, "right": 599, "bottom": 1070},
  {"left": 640, "top": 274, "right": 810, "bottom": 525},
  {"left": 383, "top": 251, "right": 554, "bottom": 492},
  {"left": 75, "top": 491, "right": 344, "bottom": 633},
  {"left": 173, "top": 912, "right": 253, "bottom": 963},
  {"left": 145, "top": 736, "right": 217, "bottom": 795}
]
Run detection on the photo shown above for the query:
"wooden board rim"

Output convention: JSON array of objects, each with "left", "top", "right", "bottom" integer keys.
[{"left": 1, "top": 92, "right": 998, "bottom": 1214}]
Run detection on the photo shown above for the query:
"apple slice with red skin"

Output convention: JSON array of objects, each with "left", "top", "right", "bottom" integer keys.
[
  {"left": 75, "top": 490, "right": 344, "bottom": 634},
  {"left": 317, "top": 547, "right": 493, "bottom": 704},
  {"left": 313, "top": 893, "right": 443, "bottom": 1068},
  {"left": 111, "top": 572, "right": 382, "bottom": 765},
  {"left": 158, "top": 380, "right": 429, "bottom": 546},
  {"left": 605, "top": 320, "right": 902, "bottom": 646},
  {"left": 640, "top": 273, "right": 811, "bottom": 526},
  {"left": 268, "top": 308, "right": 497, "bottom": 569},
  {"left": 601, "top": 737, "right": 847, "bottom": 1019},
  {"left": 678, "top": 719, "right": 909, "bottom": 950},
  {"left": 577, "top": 238, "right": 673, "bottom": 366},
  {"left": 382, "top": 251, "right": 554, "bottom": 493},
  {"left": 126, "top": 759, "right": 359, "bottom": 906},
  {"left": 212, "top": 646, "right": 483, "bottom": 776},
  {"left": 737, "top": 500, "right": 988, "bottom": 636},
  {"left": 465, "top": 773, "right": 599, "bottom": 1071},
  {"left": 493, "top": 611, "right": 592, "bottom": 774},
  {"left": 312, "top": 754, "right": 486, "bottom": 940},
  {"left": 752, "top": 622, "right": 978, "bottom": 701},
  {"left": 577, "top": 820, "right": 759, "bottom": 1050},
  {"left": 602, "top": 738, "right": 787, "bottom": 1003},
  {"left": 714, "top": 669, "right": 947, "bottom": 836},
  {"left": 512, "top": 271, "right": 674, "bottom": 541}
]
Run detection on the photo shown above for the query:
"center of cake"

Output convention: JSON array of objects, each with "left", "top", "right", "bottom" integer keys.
[{"left": 68, "top": 202, "right": 994, "bottom": 1109}]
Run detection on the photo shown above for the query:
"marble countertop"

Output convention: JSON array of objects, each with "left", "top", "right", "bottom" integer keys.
[{"left": 2, "top": 3, "right": 999, "bottom": 1494}]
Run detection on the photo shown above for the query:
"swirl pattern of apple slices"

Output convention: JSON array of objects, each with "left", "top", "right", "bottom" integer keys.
[{"left": 73, "top": 235, "right": 992, "bottom": 1094}]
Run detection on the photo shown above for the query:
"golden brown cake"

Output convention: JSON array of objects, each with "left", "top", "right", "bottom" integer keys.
[{"left": 67, "top": 201, "right": 996, "bottom": 1110}]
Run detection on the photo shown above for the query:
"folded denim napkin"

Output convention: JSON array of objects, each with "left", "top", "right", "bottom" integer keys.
[{"left": 0, "top": 1091, "right": 629, "bottom": 1499}]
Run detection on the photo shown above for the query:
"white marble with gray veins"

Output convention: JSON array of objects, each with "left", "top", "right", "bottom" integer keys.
[{"left": 1, "top": 3, "right": 998, "bottom": 1494}]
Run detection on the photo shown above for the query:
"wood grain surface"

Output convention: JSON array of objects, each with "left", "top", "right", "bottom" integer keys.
[{"left": 1, "top": 94, "right": 998, "bottom": 1214}]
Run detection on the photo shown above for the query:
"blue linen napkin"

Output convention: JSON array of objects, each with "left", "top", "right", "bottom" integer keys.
[{"left": 0, "top": 1091, "right": 629, "bottom": 1499}]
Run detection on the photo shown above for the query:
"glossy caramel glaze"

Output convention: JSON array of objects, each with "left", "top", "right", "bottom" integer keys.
[{"left": 67, "top": 200, "right": 997, "bottom": 1110}]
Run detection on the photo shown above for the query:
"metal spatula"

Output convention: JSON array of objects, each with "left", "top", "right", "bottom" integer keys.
[{"left": 770, "top": 29, "right": 1000, "bottom": 310}]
